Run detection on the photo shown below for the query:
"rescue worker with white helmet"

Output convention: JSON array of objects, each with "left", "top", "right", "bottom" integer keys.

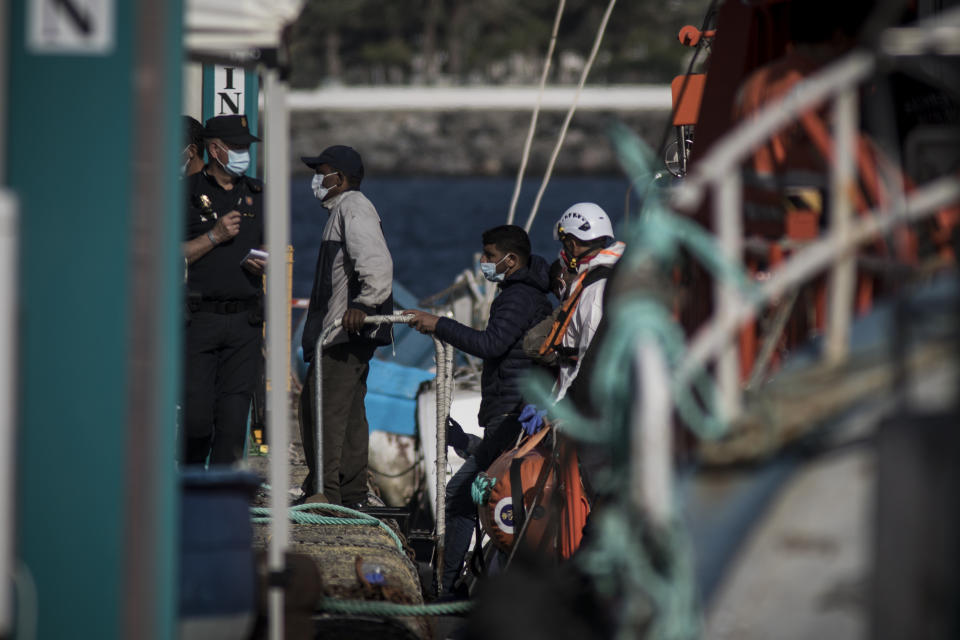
[
  {"left": 513, "top": 202, "right": 625, "bottom": 559},
  {"left": 547, "top": 202, "right": 625, "bottom": 400}
]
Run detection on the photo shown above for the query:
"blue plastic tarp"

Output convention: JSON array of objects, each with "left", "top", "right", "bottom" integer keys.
[{"left": 365, "top": 358, "right": 435, "bottom": 436}]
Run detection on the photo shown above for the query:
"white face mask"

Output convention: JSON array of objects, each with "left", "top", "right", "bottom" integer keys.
[
  {"left": 479, "top": 254, "right": 511, "bottom": 283},
  {"left": 311, "top": 172, "right": 339, "bottom": 201}
]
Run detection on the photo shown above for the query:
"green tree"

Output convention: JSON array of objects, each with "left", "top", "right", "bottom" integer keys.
[{"left": 287, "top": 0, "right": 713, "bottom": 87}]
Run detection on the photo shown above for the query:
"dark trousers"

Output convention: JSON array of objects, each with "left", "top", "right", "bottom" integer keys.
[
  {"left": 299, "top": 341, "right": 376, "bottom": 506},
  {"left": 441, "top": 414, "right": 521, "bottom": 593},
  {"left": 182, "top": 310, "right": 262, "bottom": 465}
]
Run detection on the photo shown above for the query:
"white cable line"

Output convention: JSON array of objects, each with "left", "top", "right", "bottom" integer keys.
[
  {"left": 506, "top": 0, "right": 566, "bottom": 226},
  {"left": 524, "top": 0, "right": 619, "bottom": 232}
]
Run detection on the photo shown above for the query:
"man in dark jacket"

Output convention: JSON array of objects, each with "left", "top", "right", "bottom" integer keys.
[{"left": 407, "top": 224, "right": 553, "bottom": 594}]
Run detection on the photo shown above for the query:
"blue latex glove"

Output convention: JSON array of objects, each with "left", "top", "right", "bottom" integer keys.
[{"left": 519, "top": 403, "right": 547, "bottom": 436}]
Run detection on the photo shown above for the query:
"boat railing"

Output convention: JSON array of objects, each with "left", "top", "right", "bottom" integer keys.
[{"left": 668, "top": 9, "right": 960, "bottom": 429}]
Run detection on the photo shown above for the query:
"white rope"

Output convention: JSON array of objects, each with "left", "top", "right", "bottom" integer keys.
[
  {"left": 431, "top": 336, "right": 454, "bottom": 596},
  {"left": 314, "top": 313, "right": 415, "bottom": 496},
  {"left": 506, "top": 0, "right": 566, "bottom": 226},
  {"left": 523, "top": 0, "right": 619, "bottom": 232}
]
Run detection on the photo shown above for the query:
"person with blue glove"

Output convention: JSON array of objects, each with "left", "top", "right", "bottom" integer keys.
[
  {"left": 406, "top": 225, "right": 553, "bottom": 595},
  {"left": 519, "top": 403, "right": 547, "bottom": 436}
]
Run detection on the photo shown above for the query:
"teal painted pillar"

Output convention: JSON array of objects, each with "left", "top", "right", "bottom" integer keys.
[
  {"left": 4, "top": 0, "right": 181, "bottom": 638},
  {"left": 202, "top": 65, "right": 260, "bottom": 177}
]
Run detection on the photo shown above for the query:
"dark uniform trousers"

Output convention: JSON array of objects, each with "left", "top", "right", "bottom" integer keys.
[
  {"left": 299, "top": 341, "right": 377, "bottom": 506},
  {"left": 183, "top": 309, "right": 263, "bottom": 465}
]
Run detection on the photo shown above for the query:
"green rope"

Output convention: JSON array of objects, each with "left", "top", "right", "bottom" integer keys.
[
  {"left": 250, "top": 503, "right": 404, "bottom": 552},
  {"left": 318, "top": 597, "right": 472, "bottom": 617},
  {"left": 576, "top": 506, "right": 699, "bottom": 640},
  {"left": 471, "top": 473, "right": 496, "bottom": 505}
]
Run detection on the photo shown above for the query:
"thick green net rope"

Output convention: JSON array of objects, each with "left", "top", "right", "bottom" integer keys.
[{"left": 250, "top": 502, "right": 404, "bottom": 552}]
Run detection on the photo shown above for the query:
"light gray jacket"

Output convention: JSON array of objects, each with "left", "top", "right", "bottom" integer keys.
[{"left": 302, "top": 189, "right": 393, "bottom": 356}]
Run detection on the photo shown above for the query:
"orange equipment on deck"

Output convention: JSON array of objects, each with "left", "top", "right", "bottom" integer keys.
[{"left": 666, "top": 0, "right": 958, "bottom": 387}]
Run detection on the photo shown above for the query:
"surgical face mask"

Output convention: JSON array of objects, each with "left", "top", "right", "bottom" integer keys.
[
  {"left": 214, "top": 143, "right": 250, "bottom": 176},
  {"left": 311, "top": 172, "right": 338, "bottom": 201},
  {"left": 480, "top": 254, "right": 511, "bottom": 283}
]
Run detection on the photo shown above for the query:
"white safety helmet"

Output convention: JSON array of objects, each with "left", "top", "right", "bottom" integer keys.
[{"left": 553, "top": 202, "right": 614, "bottom": 242}]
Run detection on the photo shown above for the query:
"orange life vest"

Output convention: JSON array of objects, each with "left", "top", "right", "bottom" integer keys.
[
  {"left": 478, "top": 425, "right": 590, "bottom": 560},
  {"left": 538, "top": 266, "right": 613, "bottom": 364}
]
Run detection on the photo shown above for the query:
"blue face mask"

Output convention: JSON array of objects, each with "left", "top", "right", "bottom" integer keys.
[
  {"left": 215, "top": 143, "right": 250, "bottom": 176},
  {"left": 224, "top": 148, "right": 250, "bottom": 176},
  {"left": 480, "top": 254, "right": 511, "bottom": 283}
]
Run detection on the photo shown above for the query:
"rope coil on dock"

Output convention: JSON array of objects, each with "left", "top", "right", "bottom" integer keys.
[
  {"left": 318, "top": 597, "right": 472, "bottom": 617},
  {"left": 250, "top": 503, "right": 405, "bottom": 552}
]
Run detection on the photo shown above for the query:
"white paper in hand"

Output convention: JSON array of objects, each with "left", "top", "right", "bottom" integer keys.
[{"left": 241, "top": 248, "right": 268, "bottom": 265}]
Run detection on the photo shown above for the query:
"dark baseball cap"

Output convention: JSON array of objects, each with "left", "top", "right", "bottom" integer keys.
[
  {"left": 203, "top": 114, "right": 260, "bottom": 145},
  {"left": 301, "top": 145, "right": 364, "bottom": 183}
]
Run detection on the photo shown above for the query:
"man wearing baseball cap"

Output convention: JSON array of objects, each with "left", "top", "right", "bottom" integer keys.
[
  {"left": 180, "top": 114, "right": 266, "bottom": 466},
  {"left": 298, "top": 145, "right": 394, "bottom": 507}
]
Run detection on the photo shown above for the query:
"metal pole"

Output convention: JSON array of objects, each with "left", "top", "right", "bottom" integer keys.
[
  {"left": 263, "top": 68, "right": 291, "bottom": 640},
  {"left": 314, "top": 339, "right": 324, "bottom": 497},
  {"left": 713, "top": 171, "right": 743, "bottom": 421},
  {"left": 824, "top": 88, "right": 858, "bottom": 366},
  {"left": 0, "top": 192, "right": 17, "bottom": 636}
]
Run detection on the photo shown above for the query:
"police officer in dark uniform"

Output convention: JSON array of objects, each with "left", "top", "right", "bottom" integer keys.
[{"left": 181, "top": 114, "right": 265, "bottom": 465}]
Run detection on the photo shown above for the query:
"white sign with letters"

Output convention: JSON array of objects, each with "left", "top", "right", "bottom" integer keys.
[
  {"left": 27, "top": 0, "right": 115, "bottom": 55},
  {"left": 214, "top": 66, "right": 246, "bottom": 116}
]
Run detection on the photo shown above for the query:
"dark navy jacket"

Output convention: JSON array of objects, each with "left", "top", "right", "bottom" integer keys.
[{"left": 434, "top": 255, "right": 553, "bottom": 426}]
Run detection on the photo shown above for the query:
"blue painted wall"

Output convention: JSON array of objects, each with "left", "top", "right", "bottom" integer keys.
[{"left": 4, "top": 1, "right": 181, "bottom": 637}]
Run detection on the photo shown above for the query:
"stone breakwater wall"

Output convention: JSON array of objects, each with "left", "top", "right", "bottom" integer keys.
[{"left": 290, "top": 109, "right": 671, "bottom": 176}]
